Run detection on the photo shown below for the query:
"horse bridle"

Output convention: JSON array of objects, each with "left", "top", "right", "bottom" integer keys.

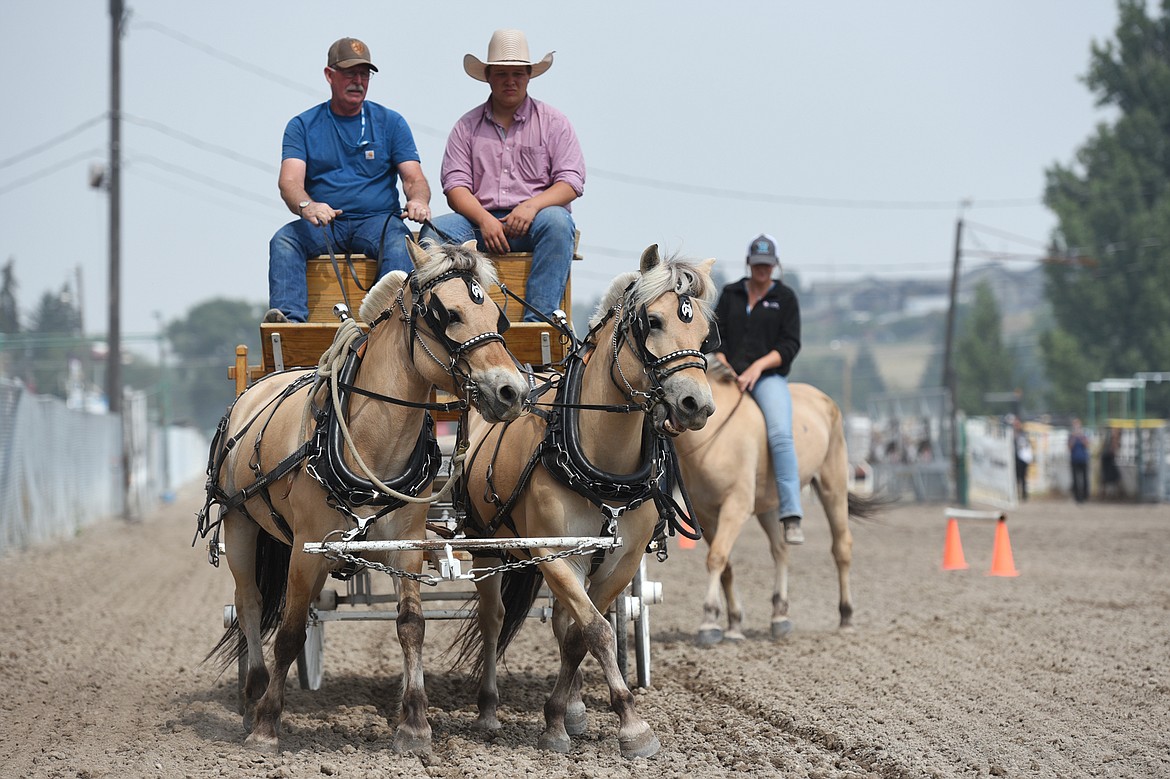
[
  {"left": 607, "top": 284, "right": 718, "bottom": 412},
  {"left": 386, "top": 268, "right": 511, "bottom": 407}
]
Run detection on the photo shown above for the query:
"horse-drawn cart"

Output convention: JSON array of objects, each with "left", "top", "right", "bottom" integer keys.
[{"left": 218, "top": 245, "right": 661, "bottom": 691}]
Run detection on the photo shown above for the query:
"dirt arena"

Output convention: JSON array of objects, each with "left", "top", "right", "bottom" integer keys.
[{"left": 3, "top": 483, "right": 1168, "bottom": 779}]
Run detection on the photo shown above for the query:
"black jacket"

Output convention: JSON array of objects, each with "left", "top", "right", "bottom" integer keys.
[{"left": 714, "top": 277, "right": 801, "bottom": 377}]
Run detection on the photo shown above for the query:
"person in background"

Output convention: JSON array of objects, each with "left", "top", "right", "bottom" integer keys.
[
  {"left": 1011, "top": 416, "right": 1033, "bottom": 502},
  {"left": 1068, "top": 417, "right": 1090, "bottom": 504},
  {"left": 419, "top": 29, "right": 585, "bottom": 321},
  {"left": 712, "top": 234, "right": 804, "bottom": 544},
  {"left": 266, "top": 37, "right": 431, "bottom": 323}
]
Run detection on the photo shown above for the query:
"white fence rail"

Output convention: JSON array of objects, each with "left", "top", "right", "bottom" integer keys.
[{"left": 0, "top": 379, "right": 208, "bottom": 556}]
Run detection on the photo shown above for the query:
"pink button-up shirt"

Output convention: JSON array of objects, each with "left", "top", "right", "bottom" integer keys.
[{"left": 440, "top": 97, "right": 585, "bottom": 211}]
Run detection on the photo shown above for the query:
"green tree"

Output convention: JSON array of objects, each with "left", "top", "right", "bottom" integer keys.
[
  {"left": 166, "top": 298, "right": 264, "bottom": 432},
  {"left": 0, "top": 258, "right": 18, "bottom": 335},
  {"left": 24, "top": 284, "right": 84, "bottom": 398},
  {"left": 1043, "top": 0, "right": 1170, "bottom": 416},
  {"left": 954, "top": 281, "right": 1018, "bottom": 415}
]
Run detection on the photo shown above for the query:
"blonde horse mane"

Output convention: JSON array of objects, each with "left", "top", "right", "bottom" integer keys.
[
  {"left": 359, "top": 241, "right": 501, "bottom": 323},
  {"left": 588, "top": 251, "right": 718, "bottom": 331}
]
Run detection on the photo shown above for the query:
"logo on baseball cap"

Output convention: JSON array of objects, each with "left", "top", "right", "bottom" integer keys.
[{"left": 328, "top": 38, "right": 378, "bottom": 72}]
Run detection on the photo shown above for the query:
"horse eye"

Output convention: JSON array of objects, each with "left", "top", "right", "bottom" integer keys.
[
  {"left": 448, "top": 310, "right": 463, "bottom": 325},
  {"left": 648, "top": 315, "right": 663, "bottom": 330}
]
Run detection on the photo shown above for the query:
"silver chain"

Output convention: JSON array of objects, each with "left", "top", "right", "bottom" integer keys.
[{"left": 319, "top": 540, "right": 600, "bottom": 586}]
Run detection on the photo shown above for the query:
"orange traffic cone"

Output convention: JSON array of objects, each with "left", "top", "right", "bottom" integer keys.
[
  {"left": 987, "top": 518, "right": 1019, "bottom": 577},
  {"left": 677, "top": 513, "right": 698, "bottom": 549},
  {"left": 942, "top": 517, "right": 968, "bottom": 570}
]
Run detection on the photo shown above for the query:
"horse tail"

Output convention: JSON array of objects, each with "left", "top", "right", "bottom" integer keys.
[
  {"left": 204, "top": 530, "right": 291, "bottom": 672},
  {"left": 847, "top": 490, "right": 897, "bottom": 520},
  {"left": 447, "top": 565, "right": 545, "bottom": 676}
]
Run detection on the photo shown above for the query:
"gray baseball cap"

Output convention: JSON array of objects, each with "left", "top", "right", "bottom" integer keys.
[{"left": 747, "top": 233, "right": 778, "bottom": 265}]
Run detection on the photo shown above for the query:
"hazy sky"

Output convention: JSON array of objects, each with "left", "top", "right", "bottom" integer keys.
[{"left": 1, "top": 1, "right": 1122, "bottom": 338}]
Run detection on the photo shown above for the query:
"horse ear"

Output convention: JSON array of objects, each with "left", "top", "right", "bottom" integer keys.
[
  {"left": 639, "top": 244, "right": 661, "bottom": 273},
  {"left": 406, "top": 236, "right": 430, "bottom": 269},
  {"left": 699, "top": 258, "right": 716, "bottom": 276},
  {"left": 461, "top": 239, "right": 478, "bottom": 252}
]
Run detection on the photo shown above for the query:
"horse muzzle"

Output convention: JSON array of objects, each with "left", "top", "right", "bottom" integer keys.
[{"left": 472, "top": 368, "right": 530, "bottom": 423}]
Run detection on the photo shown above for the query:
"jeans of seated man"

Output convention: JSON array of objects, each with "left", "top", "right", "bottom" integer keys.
[
  {"left": 419, "top": 206, "right": 575, "bottom": 322},
  {"left": 749, "top": 373, "right": 803, "bottom": 521},
  {"left": 269, "top": 214, "right": 413, "bottom": 323}
]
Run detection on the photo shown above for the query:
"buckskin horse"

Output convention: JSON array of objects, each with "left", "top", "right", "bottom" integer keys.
[
  {"left": 197, "top": 239, "right": 529, "bottom": 753},
  {"left": 452, "top": 245, "right": 718, "bottom": 758},
  {"left": 675, "top": 362, "right": 887, "bottom": 644}
]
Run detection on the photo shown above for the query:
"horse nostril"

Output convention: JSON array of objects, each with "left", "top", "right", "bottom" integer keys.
[
  {"left": 681, "top": 395, "right": 698, "bottom": 413},
  {"left": 499, "top": 384, "right": 518, "bottom": 404}
]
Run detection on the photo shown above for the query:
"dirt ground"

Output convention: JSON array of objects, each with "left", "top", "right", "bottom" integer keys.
[{"left": 3, "top": 482, "right": 1168, "bottom": 779}]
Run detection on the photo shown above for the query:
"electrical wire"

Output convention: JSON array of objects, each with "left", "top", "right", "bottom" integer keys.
[
  {"left": 0, "top": 149, "right": 105, "bottom": 196},
  {"left": 0, "top": 114, "right": 106, "bottom": 171}
]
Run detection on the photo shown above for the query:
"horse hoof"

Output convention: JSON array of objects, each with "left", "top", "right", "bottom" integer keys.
[
  {"left": 538, "top": 731, "right": 572, "bottom": 753},
  {"left": 476, "top": 714, "right": 502, "bottom": 732},
  {"left": 620, "top": 729, "right": 661, "bottom": 760},
  {"left": 392, "top": 729, "right": 432, "bottom": 755},
  {"left": 244, "top": 733, "right": 279, "bottom": 754},
  {"left": 565, "top": 704, "right": 587, "bottom": 736},
  {"left": 771, "top": 619, "right": 793, "bottom": 640},
  {"left": 725, "top": 630, "right": 746, "bottom": 642},
  {"left": 697, "top": 627, "right": 723, "bottom": 645}
]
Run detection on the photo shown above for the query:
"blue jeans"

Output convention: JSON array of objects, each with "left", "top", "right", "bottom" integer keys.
[
  {"left": 750, "top": 373, "right": 803, "bottom": 521},
  {"left": 269, "top": 213, "right": 413, "bottom": 322},
  {"left": 418, "top": 206, "right": 575, "bottom": 322}
]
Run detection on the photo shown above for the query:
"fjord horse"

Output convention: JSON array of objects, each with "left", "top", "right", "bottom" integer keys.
[
  {"left": 676, "top": 363, "right": 887, "bottom": 644},
  {"left": 199, "top": 239, "right": 528, "bottom": 753},
  {"left": 456, "top": 246, "right": 717, "bottom": 758}
]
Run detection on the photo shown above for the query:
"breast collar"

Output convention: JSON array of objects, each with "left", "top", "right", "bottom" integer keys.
[
  {"left": 540, "top": 352, "right": 663, "bottom": 521},
  {"left": 307, "top": 333, "right": 442, "bottom": 512}
]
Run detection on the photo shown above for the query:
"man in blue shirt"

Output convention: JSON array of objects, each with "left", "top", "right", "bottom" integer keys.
[{"left": 266, "top": 37, "right": 431, "bottom": 323}]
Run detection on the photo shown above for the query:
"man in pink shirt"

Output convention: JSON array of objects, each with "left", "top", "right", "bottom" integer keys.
[{"left": 420, "top": 29, "right": 585, "bottom": 321}]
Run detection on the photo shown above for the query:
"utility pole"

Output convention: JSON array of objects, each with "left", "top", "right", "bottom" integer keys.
[
  {"left": 107, "top": 0, "right": 123, "bottom": 415},
  {"left": 942, "top": 216, "right": 964, "bottom": 504}
]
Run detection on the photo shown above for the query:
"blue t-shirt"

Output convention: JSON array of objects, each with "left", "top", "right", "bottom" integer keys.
[{"left": 282, "top": 101, "right": 420, "bottom": 217}]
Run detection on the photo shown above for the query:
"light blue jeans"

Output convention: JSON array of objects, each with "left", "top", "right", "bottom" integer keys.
[
  {"left": 269, "top": 214, "right": 413, "bottom": 322},
  {"left": 750, "top": 373, "right": 803, "bottom": 521},
  {"left": 418, "top": 206, "right": 575, "bottom": 322}
]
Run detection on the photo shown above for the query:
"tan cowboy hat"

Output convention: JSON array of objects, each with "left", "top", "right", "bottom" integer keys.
[{"left": 463, "top": 29, "right": 554, "bottom": 82}]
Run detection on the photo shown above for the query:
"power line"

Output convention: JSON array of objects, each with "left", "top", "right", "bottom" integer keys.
[
  {"left": 127, "top": 153, "right": 277, "bottom": 207},
  {"left": 0, "top": 149, "right": 105, "bottom": 196},
  {"left": 0, "top": 114, "right": 106, "bottom": 171},
  {"left": 964, "top": 219, "right": 1050, "bottom": 250},
  {"left": 121, "top": 113, "right": 275, "bottom": 174},
  {"left": 588, "top": 168, "right": 1043, "bottom": 210}
]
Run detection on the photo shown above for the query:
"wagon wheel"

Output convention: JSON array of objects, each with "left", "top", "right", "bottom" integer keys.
[
  {"left": 631, "top": 559, "right": 652, "bottom": 689},
  {"left": 296, "top": 619, "right": 325, "bottom": 690}
]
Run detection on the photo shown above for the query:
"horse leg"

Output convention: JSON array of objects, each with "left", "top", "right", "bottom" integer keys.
[
  {"left": 472, "top": 565, "right": 504, "bottom": 731},
  {"left": 699, "top": 502, "right": 751, "bottom": 645},
  {"left": 550, "top": 598, "right": 588, "bottom": 735},
  {"left": 245, "top": 545, "right": 327, "bottom": 753},
  {"left": 224, "top": 514, "right": 267, "bottom": 726},
  {"left": 816, "top": 483, "right": 855, "bottom": 629},
  {"left": 758, "top": 508, "right": 793, "bottom": 640},
  {"left": 392, "top": 559, "right": 432, "bottom": 754},
  {"left": 541, "top": 558, "right": 660, "bottom": 759}
]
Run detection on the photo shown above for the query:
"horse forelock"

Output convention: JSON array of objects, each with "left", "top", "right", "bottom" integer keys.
[
  {"left": 589, "top": 254, "right": 716, "bottom": 331},
  {"left": 414, "top": 240, "right": 500, "bottom": 290},
  {"left": 359, "top": 270, "right": 409, "bottom": 322}
]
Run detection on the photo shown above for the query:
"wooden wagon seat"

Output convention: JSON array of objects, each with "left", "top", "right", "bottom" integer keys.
[{"left": 230, "top": 236, "right": 581, "bottom": 395}]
